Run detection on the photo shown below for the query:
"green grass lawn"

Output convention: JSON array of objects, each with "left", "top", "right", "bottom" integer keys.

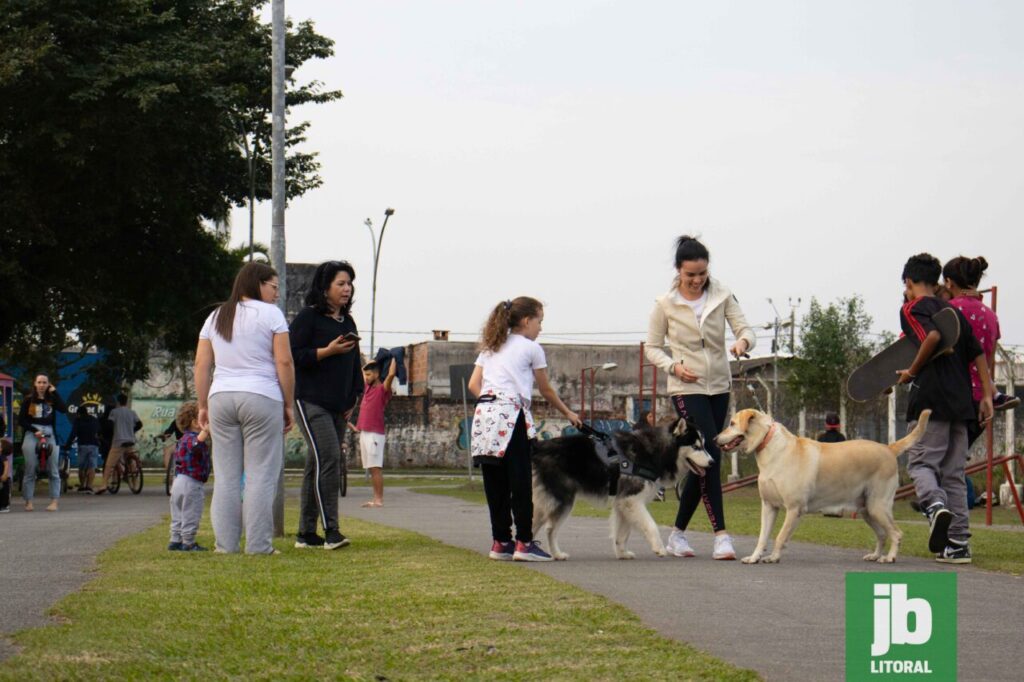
[
  {"left": 0, "top": 506, "right": 758, "bottom": 681},
  {"left": 415, "top": 484, "right": 1024, "bottom": 575}
]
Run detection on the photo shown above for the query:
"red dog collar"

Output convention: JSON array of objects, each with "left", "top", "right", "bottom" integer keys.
[{"left": 755, "top": 422, "right": 778, "bottom": 454}]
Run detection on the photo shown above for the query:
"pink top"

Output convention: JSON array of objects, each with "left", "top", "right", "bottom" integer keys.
[
  {"left": 356, "top": 383, "right": 392, "bottom": 435},
  {"left": 949, "top": 295, "right": 999, "bottom": 401}
]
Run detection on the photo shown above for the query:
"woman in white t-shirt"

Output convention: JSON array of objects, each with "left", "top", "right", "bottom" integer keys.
[
  {"left": 467, "top": 296, "right": 581, "bottom": 562},
  {"left": 194, "top": 262, "right": 295, "bottom": 555},
  {"left": 645, "top": 235, "right": 756, "bottom": 561}
]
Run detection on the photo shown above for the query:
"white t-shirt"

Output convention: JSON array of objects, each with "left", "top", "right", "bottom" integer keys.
[
  {"left": 199, "top": 300, "right": 290, "bottom": 402},
  {"left": 475, "top": 333, "right": 547, "bottom": 404},
  {"left": 673, "top": 288, "right": 708, "bottom": 322}
]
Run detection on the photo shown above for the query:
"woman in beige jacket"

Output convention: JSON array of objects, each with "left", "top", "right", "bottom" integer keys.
[{"left": 645, "top": 236, "right": 756, "bottom": 560}]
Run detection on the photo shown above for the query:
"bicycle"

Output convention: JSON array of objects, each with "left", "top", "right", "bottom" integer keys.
[
  {"left": 107, "top": 441, "right": 144, "bottom": 494},
  {"left": 158, "top": 434, "right": 176, "bottom": 496}
]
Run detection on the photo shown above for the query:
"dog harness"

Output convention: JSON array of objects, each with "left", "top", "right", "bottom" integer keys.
[{"left": 577, "top": 424, "right": 662, "bottom": 494}]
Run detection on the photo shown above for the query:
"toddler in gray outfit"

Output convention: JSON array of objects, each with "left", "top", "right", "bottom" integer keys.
[{"left": 169, "top": 402, "right": 211, "bottom": 551}]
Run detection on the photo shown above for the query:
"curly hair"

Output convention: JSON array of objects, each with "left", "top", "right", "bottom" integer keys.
[
  {"left": 175, "top": 401, "right": 200, "bottom": 432},
  {"left": 479, "top": 297, "right": 543, "bottom": 352}
]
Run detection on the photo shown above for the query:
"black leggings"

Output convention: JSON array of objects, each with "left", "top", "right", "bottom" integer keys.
[
  {"left": 672, "top": 393, "right": 730, "bottom": 533},
  {"left": 480, "top": 411, "right": 533, "bottom": 543}
]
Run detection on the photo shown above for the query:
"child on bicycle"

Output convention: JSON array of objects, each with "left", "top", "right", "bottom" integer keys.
[
  {"left": 467, "top": 297, "right": 581, "bottom": 562},
  {"left": 168, "top": 402, "right": 211, "bottom": 551}
]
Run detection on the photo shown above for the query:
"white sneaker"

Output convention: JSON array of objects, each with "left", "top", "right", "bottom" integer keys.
[
  {"left": 667, "top": 529, "right": 695, "bottom": 557},
  {"left": 713, "top": 534, "right": 736, "bottom": 560}
]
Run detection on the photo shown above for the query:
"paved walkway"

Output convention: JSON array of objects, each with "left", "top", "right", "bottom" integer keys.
[
  {"left": 346, "top": 486, "right": 1024, "bottom": 682},
  {"left": 0, "top": 488, "right": 169, "bottom": 661}
]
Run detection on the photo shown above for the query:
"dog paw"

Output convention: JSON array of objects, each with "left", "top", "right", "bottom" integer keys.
[
  {"left": 862, "top": 553, "right": 881, "bottom": 562},
  {"left": 553, "top": 552, "right": 570, "bottom": 561},
  {"left": 761, "top": 555, "right": 781, "bottom": 564},
  {"left": 877, "top": 556, "right": 896, "bottom": 564},
  {"left": 654, "top": 547, "right": 667, "bottom": 557},
  {"left": 616, "top": 550, "right": 636, "bottom": 560},
  {"left": 740, "top": 555, "right": 761, "bottom": 564}
]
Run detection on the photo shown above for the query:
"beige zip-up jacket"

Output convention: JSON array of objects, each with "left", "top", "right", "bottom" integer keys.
[{"left": 645, "top": 278, "right": 757, "bottom": 396}]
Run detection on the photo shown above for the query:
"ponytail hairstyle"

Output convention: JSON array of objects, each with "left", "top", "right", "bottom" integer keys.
[
  {"left": 673, "top": 235, "right": 710, "bottom": 269},
  {"left": 213, "top": 262, "right": 279, "bottom": 342},
  {"left": 479, "top": 296, "right": 544, "bottom": 352},
  {"left": 942, "top": 255, "right": 988, "bottom": 291}
]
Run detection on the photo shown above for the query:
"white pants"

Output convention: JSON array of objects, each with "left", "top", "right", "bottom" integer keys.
[{"left": 359, "top": 432, "right": 386, "bottom": 469}]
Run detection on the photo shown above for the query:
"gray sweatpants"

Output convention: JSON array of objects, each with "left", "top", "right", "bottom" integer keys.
[
  {"left": 169, "top": 474, "right": 205, "bottom": 545},
  {"left": 906, "top": 418, "right": 970, "bottom": 542},
  {"left": 294, "top": 399, "right": 346, "bottom": 536},
  {"left": 209, "top": 392, "right": 283, "bottom": 554}
]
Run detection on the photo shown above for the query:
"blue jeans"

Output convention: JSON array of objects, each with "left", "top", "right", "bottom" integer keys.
[{"left": 22, "top": 427, "right": 61, "bottom": 501}]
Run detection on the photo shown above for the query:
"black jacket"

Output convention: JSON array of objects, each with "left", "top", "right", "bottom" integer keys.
[
  {"left": 19, "top": 392, "right": 67, "bottom": 433},
  {"left": 289, "top": 306, "right": 364, "bottom": 413},
  {"left": 900, "top": 296, "right": 983, "bottom": 423}
]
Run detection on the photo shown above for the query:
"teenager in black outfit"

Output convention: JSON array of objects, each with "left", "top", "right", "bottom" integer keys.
[
  {"left": 290, "top": 261, "right": 365, "bottom": 550},
  {"left": 897, "top": 254, "right": 993, "bottom": 564}
]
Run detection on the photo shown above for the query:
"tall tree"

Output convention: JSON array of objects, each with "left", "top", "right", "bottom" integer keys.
[
  {"left": 0, "top": 1, "right": 341, "bottom": 390},
  {"left": 787, "top": 296, "right": 879, "bottom": 426}
]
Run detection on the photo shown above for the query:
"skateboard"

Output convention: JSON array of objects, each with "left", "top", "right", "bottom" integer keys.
[{"left": 847, "top": 307, "right": 959, "bottom": 402}]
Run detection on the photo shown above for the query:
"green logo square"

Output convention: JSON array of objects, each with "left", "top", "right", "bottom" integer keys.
[{"left": 846, "top": 573, "right": 956, "bottom": 681}]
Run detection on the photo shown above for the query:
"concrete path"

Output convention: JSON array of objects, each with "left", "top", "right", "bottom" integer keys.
[
  {"left": 345, "top": 486, "right": 1024, "bottom": 682},
  {"left": 0, "top": 487, "right": 169, "bottom": 661}
]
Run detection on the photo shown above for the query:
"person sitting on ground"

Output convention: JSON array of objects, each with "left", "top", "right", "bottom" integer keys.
[
  {"left": 66, "top": 405, "right": 101, "bottom": 493},
  {"left": 96, "top": 394, "right": 141, "bottom": 495},
  {"left": 355, "top": 359, "right": 398, "bottom": 508},
  {"left": 816, "top": 413, "right": 847, "bottom": 443},
  {"left": 168, "top": 401, "right": 211, "bottom": 552}
]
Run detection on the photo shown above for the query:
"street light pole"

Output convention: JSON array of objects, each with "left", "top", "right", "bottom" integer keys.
[
  {"left": 363, "top": 208, "right": 394, "bottom": 357},
  {"left": 270, "top": 0, "right": 287, "bottom": 537}
]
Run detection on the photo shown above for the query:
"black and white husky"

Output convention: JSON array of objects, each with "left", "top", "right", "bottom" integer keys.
[{"left": 531, "top": 418, "right": 712, "bottom": 560}]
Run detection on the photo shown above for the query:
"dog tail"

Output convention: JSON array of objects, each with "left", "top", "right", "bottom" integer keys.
[{"left": 887, "top": 409, "right": 931, "bottom": 455}]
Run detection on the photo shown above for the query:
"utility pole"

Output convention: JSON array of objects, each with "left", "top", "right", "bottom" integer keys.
[{"left": 271, "top": 0, "right": 287, "bottom": 537}]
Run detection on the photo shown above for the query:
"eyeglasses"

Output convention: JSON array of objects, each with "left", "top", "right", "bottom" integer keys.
[{"left": 262, "top": 281, "right": 280, "bottom": 291}]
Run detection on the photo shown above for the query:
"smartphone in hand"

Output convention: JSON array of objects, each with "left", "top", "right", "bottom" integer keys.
[{"left": 343, "top": 332, "right": 361, "bottom": 342}]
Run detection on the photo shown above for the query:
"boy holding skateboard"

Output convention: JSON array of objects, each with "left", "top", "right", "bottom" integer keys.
[{"left": 897, "top": 253, "right": 994, "bottom": 564}]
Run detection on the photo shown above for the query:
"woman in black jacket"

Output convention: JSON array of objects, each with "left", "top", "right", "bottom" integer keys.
[
  {"left": 19, "top": 374, "right": 67, "bottom": 511},
  {"left": 290, "top": 261, "right": 365, "bottom": 550}
]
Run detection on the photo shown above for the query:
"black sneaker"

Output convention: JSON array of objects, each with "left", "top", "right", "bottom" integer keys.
[
  {"left": 168, "top": 542, "right": 184, "bottom": 551},
  {"left": 182, "top": 543, "right": 208, "bottom": 552},
  {"left": 294, "top": 533, "right": 325, "bottom": 549},
  {"left": 924, "top": 503, "right": 953, "bottom": 553},
  {"left": 324, "top": 530, "right": 351, "bottom": 550},
  {"left": 936, "top": 540, "right": 972, "bottom": 564},
  {"left": 993, "top": 392, "right": 1020, "bottom": 412}
]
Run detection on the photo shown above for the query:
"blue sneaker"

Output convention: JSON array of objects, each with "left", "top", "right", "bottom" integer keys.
[
  {"left": 168, "top": 542, "right": 184, "bottom": 551},
  {"left": 181, "top": 543, "right": 208, "bottom": 552},
  {"left": 513, "top": 540, "right": 554, "bottom": 562},
  {"left": 488, "top": 540, "right": 515, "bottom": 561}
]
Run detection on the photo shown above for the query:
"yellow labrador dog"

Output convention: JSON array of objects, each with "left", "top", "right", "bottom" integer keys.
[{"left": 716, "top": 409, "right": 931, "bottom": 564}]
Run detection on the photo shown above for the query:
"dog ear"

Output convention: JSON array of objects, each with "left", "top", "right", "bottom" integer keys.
[
  {"left": 674, "top": 418, "right": 701, "bottom": 447},
  {"left": 736, "top": 410, "right": 753, "bottom": 433}
]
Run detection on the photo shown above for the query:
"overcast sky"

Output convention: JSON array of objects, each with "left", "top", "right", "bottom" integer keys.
[{"left": 232, "top": 1, "right": 1024, "bottom": 354}]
